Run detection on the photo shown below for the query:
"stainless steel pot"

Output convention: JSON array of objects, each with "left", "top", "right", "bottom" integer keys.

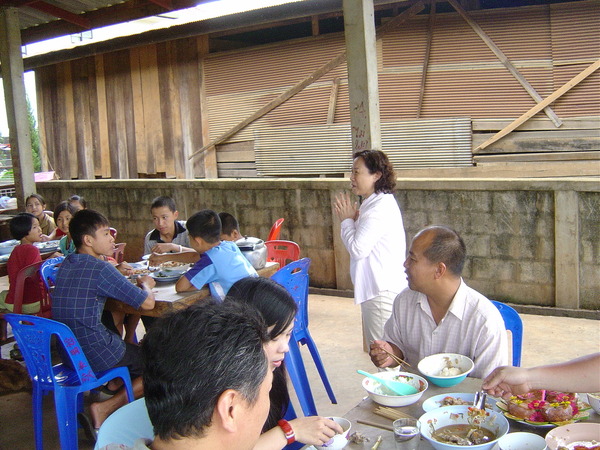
[{"left": 235, "top": 236, "right": 267, "bottom": 270}]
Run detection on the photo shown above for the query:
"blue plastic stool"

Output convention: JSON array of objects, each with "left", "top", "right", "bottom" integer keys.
[
  {"left": 272, "top": 258, "right": 337, "bottom": 414},
  {"left": 5, "top": 314, "right": 135, "bottom": 450},
  {"left": 491, "top": 300, "right": 523, "bottom": 366},
  {"left": 95, "top": 398, "right": 153, "bottom": 449}
]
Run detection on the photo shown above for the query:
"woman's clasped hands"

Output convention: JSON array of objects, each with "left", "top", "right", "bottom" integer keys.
[{"left": 334, "top": 192, "right": 359, "bottom": 222}]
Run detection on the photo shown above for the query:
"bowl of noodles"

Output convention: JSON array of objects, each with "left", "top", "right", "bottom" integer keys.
[
  {"left": 419, "top": 405, "right": 509, "bottom": 450},
  {"left": 418, "top": 353, "right": 474, "bottom": 388}
]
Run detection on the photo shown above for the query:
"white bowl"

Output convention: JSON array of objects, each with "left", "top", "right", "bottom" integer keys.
[
  {"left": 587, "top": 393, "right": 600, "bottom": 415},
  {"left": 422, "top": 393, "right": 498, "bottom": 413},
  {"left": 362, "top": 371, "right": 428, "bottom": 407},
  {"left": 314, "top": 417, "right": 351, "bottom": 450},
  {"left": 545, "top": 422, "right": 600, "bottom": 450},
  {"left": 418, "top": 353, "right": 474, "bottom": 388},
  {"left": 498, "top": 432, "right": 546, "bottom": 450}
]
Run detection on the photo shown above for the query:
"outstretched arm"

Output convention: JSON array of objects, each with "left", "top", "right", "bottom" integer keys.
[{"left": 482, "top": 353, "right": 600, "bottom": 397}]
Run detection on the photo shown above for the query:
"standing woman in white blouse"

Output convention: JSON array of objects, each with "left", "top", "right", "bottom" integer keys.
[{"left": 334, "top": 150, "right": 407, "bottom": 348}]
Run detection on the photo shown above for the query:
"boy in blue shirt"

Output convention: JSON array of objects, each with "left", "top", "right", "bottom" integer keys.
[{"left": 175, "top": 209, "right": 257, "bottom": 300}]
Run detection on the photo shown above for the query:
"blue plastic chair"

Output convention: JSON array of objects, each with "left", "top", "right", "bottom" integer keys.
[
  {"left": 271, "top": 258, "right": 337, "bottom": 414},
  {"left": 40, "top": 255, "right": 65, "bottom": 293},
  {"left": 491, "top": 300, "right": 523, "bottom": 367},
  {"left": 95, "top": 398, "right": 153, "bottom": 449},
  {"left": 4, "top": 314, "right": 135, "bottom": 450}
]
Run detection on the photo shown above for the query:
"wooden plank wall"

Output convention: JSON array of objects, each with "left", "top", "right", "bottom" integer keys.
[
  {"left": 36, "top": 38, "right": 206, "bottom": 180},
  {"left": 35, "top": 1, "right": 599, "bottom": 180}
]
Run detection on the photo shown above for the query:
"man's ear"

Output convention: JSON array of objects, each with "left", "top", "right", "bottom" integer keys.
[
  {"left": 173, "top": 210, "right": 179, "bottom": 220},
  {"left": 232, "top": 230, "right": 242, "bottom": 241},
  {"left": 82, "top": 233, "right": 94, "bottom": 248},
  {"left": 215, "top": 389, "right": 243, "bottom": 433},
  {"left": 434, "top": 262, "right": 447, "bottom": 279}
]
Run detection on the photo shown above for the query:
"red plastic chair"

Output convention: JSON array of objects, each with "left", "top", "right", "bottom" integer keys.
[
  {"left": 265, "top": 240, "right": 300, "bottom": 267},
  {"left": 267, "top": 218, "right": 285, "bottom": 241}
]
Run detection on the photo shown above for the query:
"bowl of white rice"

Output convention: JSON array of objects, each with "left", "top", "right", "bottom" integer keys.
[{"left": 418, "top": 353, "right": 474, "bottom": 388}]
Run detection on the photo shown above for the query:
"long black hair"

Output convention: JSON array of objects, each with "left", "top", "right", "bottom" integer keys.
[{"left": 226, "top": 276, "right": 298, "bottom": 431}]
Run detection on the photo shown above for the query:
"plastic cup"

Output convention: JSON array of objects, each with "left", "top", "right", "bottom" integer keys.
[{"left": 393, "top": 418, "right": 420, "bottom": 450}]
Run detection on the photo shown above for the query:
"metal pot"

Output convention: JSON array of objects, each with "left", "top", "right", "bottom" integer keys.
[{"left": 235, "top": 236, "right": 267, "bottom": 270}]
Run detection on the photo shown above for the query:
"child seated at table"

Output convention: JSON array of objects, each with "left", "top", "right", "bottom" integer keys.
[
  {"left": 47, "top": 201, "right": 77, "bottom": 242},
  {"left": 25, "top": 193, "right": 56, "bottom": 239},
  {"left": 68, "top": 194, "right": 87, "bottom": 211},
  {"left": 175, "top": 209, "right": 257, "bottom": 299},
  {"left": 0, "top": 213, "right": 47, "bottom": 341},
  {"left": 218, "top": 211, "right": 243, "bottom": 241}
]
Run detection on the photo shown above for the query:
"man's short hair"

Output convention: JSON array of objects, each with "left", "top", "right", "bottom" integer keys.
[
  {"left": 151, "top": 196, "right": 177, "bottom": 212},
  {"left": 419, "top": 225, "right": 466, "bottom": 276},
  {"left": 218, "top": 212, "right": 240, "bottom": 237},
  {"left": 141, "top": 301, "right": 268, "bottom": 441},
  {"left": 186, "top": 210, "right": 221, "bottom": 244},
  {"left": 69, "top": 209, "right": 110, "bottom": 249},
  {"left": 10, "top": 213, "right": 36, "bottom": 240}
]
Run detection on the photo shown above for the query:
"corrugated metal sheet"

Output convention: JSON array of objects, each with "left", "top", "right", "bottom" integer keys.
[
  {"left": 255, "top": 118, "right": 472, "bottom": 176},
  {"left": 17, "top": 0, "right": 129, "bottom": 29}
]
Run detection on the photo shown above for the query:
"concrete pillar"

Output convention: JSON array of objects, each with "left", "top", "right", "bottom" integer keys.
[
  {"left": 554, "top": 190, "right": 579, "bottom": 308},
  {"left": 343, "top": 0, "right": 382, "bottom": 152},
  {"left": 0, "top": 7, "right": 36, "bottom": 207}
]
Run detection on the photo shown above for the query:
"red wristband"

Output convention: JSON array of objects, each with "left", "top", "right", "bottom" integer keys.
[{"left": 277, "top": 419, "right": 295, "bottom": 444}]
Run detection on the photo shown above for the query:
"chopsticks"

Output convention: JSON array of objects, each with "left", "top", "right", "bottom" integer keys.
[
  {"left": 373, "top": 406, "right": 418, "bottom": 421},
  {"left": 380, "top": 348, "right": 412, "bottom": 368},
  {"left": 357, "top": 419, "right": 394, "bottom": 432}
]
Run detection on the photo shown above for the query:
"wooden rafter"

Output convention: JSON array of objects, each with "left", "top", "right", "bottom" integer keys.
[
  {"left": 147, "top": 0, "right": 173, "bottom": 9},
  {"left": 19, "top": 1, "right": 91, "bottom": 29},
  {"left": 475, "top": 59, "right": 600, "bottom": 151},
  {"left": 447, "top": 0, "right": 562, "bottom": 128}
]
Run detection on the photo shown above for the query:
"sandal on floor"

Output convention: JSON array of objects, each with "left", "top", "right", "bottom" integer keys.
[{"left": 77, "top": 412, "right": 98, "bottom": 443}]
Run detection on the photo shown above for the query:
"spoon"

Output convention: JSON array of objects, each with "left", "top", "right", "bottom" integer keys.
[{"left": 357, "top": 370, "right": 418, "bottom": 395}]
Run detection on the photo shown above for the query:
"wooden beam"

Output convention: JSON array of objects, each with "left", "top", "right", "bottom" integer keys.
[
  {"left": 311, "top": 15, "right": 319, "bottom": 36},
  {"left": 27, "top": 1, "right": 91, "bottom": 29},
  {"left": 147, "top": 0, "right": 173, "bottom": 9},
  {"left": 416, "top": 0, "right": 435, "bottom": 118},
  {"left": 447, "top": 0, "right": 562, "bottom": 128},
  {"left": 189, "top": 1, "right": 425, "bottom": 161},
  {"left": 327, "top": 77, "right": 340, "bottom": 124},
  {"left": 475, "top": 59, "right": 600, "bottom": 152}
]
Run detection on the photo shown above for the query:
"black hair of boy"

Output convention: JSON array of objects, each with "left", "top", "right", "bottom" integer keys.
[
  {"left": 69, "top": 209, "right": 110, "bottom": 249},
  {"left": 141, "top": 300, "right": 268, "bottom": 441},
  {"left": 150, "top": 196, "right": 177, "bottom": 212},
  {"left": 54, "top": 201, "right": 77, "bottom": 219},
  {"left": 9, "top": 212, "right": 36, "bottom": 240},
  {"left": 69, "top": 194, "right": 87, "bottom": 209},
  {"left": 218, "top": 212, "right": 239, "bottom": 237},
  {"left": 186, "top": 210, "right": 221, "bottom": 244}
]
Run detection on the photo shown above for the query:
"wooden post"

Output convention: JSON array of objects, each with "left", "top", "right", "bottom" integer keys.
[
  {"left": 0, "top": 7, "right": 36, "bottom": 207},
  {"left": 554, "top": 191, "right": 579, "bottom": 309},
  {"left": 417, "top": 0, "right": 435, "bottom": 119},
  {"left": 344, "top": 0, "right": 381, "bottom": 151},
  {"left": 198, "top": 35, "right": 217, "bottom": 178},
  {"left": 327, "top": 77, "right": 341, "bottom": 124}
]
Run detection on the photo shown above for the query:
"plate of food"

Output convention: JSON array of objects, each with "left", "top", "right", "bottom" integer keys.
[
  {"left": 545, "top": 422, "right": 600, "bottom": 450},
  {"left": 35, "top": 240, "right": 60, "bottom": 253},
  {"left": 422, "top": 392, "right": 498, "bottom": 413},
  {"left": 496, "top": 390, "right": 591, "bottom": 427},
  {"left": 159, "top": 261, "right": 190, "bottom": 275},
  {"left": 151, "top": 272, "right": 182, "bottom": 283}
]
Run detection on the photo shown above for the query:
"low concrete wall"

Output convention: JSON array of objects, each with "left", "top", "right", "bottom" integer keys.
[{"left": 38, "top": 177, "right": 599, "bottom": 310}]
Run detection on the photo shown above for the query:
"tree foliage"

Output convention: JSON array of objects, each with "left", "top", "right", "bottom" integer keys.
[{"left": 26, "top": 94, "right": 41, "bottom": 172}]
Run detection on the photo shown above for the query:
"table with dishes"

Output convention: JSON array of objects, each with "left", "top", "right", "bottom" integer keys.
[
  {"left": 308, "top": 354, "right": 600, "bottom": 450},
  {"left": 0, "top": 239, "right": 61, "bottom": 277},
  {"left": 105, "top": 261, "right": 280, "bottom": 317}
]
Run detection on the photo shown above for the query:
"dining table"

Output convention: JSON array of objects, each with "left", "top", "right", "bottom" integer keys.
[
  {"left": 105, "top": 261, "right": 280, "bottom": 317},
  {"left": 314, "top": 376, "right": 600, "bottom": 449},
  {"left": 0, "top": 240, "right": 61, "bottom": 277}
]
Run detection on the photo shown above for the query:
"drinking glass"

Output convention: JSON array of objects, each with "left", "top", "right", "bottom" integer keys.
[{"left": 393, "top": 418, "right": 420, "bottom": 450}]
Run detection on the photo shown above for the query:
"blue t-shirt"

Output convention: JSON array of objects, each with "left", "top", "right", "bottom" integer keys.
[
  {"left": 52, "top": 253, "right": 148, "bottom": 372},
  {"left": 184, "top": 240, "right": 257, "bottom": 300}
]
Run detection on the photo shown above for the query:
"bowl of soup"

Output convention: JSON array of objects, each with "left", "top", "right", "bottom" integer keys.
[
  {"left": 418, "top": 405, "right": 509, "bottom": 450},
  {"left": 545, "top": 423, "right": 600, "bottom": 450},
  {"left": 418, "top": 353, "right": 474, "bottom": 388}
]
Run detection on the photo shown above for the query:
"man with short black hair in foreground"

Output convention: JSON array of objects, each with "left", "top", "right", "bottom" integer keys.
[{"left": 137, "top": 301, "right": 272, "bottom": 449}]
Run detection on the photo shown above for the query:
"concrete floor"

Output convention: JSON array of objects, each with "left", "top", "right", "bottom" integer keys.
[{"left": 0, "top": 293, "right": 599, "bottom": 449}]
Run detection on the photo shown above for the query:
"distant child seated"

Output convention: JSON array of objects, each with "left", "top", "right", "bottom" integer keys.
[
  {"left": 218, "top": 211, "right": 243, "bottom": 241},
  {"left": 47, "top": 201, "right": 77, "bottom": 243},
  {"left": 175, "top": 209, "right": 257, "bottom": 299},
  {"left": 25, "top": 193, "right": 56, "bottom": 239},
  {"left": 0, "top": 213, "right": 47, "bottom": 340},
  {"left": 68, "top": 194, "right": 87, "bottom": 211}
]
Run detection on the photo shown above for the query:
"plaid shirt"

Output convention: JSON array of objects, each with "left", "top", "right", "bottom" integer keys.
[{"left": 52, "top": 253, "right": 148, "bottom": 372}]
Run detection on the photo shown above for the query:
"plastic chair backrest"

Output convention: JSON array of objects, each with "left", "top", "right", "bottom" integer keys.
[
  {"left": 271, "top": 258, "right": 311, "bottom": 332},
  {"left": 40, "top": 255, "right": 65, "bottom": 292},
  {"left": 4, "top": 314, "right": 100, "bottom": 387},
  {"left": 96, "top": 398, "right": 154, "bottom": 449},
  {"left": 113, "top": 242, "right": 126, "bottom": 264},
  {"left": 12, "top": 260, "right": 50, "bottom": 317},
  {"left": 491, "top": 300, "right": 523, "bottom": 367},
  {"left": 265, "top": 240, "right": 300, "bottom": 267},
  {"left": 267, "top": 218, "right": 285, "bottom": 241}
]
